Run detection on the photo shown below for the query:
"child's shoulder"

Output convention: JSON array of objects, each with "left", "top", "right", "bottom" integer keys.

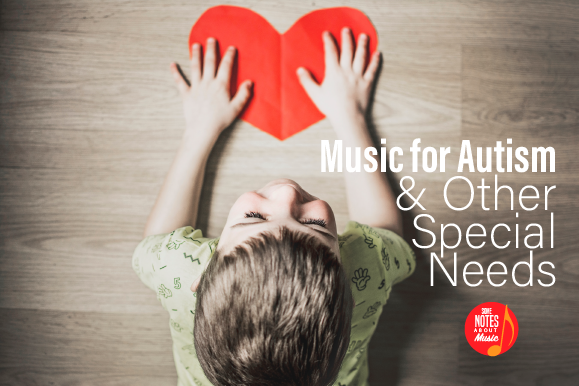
[
  {"left": 339, "top": 220, "right": 416, "bottom": 286},
  {"left": 153, "top": 226, "right": 219, "bottom": 274},
  {"left": 339, "top": 221, "right": 400, "bottom": 246},
  {"left": 132, "top": 226, "right": 219, "bottom": 306},
  {"left": 169, "top": 226, "right": 219, "bottom": 251}
]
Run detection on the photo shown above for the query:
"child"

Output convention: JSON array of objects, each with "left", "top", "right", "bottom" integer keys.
[{"left": 133, "top": 28, "right": 415, "bottom": 386}]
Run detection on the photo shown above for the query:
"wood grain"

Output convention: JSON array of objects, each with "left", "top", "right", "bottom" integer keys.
[{"left": 0, "top": 308, "right": 177, "bottom": 386}]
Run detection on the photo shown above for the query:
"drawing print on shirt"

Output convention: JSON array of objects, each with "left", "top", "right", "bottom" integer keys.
[
  {"left": 381, "top": 247, "right": 390, "bottom": 270},
  {"left": 184, "top": 252, "right": 201, "bottom": 264},
  {"left": 150, "top": 242, "right": 162, "bottom": 253},
  {"left": 363, "top": 233, "right": 377, "bottom": 249},
  {"left": 182, "top": 343, "right": 196, "bottom": 355},
  {"left": 208, "top": 239, "right": 218, "bottom": 253},
  {"left": 170, "top": 319, "right": 183, "bottom": 332},
  {"left": 133, "top": 255, "right": 140, "bottom": 273},
  {"left": 367, "top": 227, "right": 382, "bottom": 240},
  {"left": 167, "top": 240, "right": 186, "bottom": 250},
  {"left": 347, "top": 341, "right": 357, "bottom": 353},
  {"left": 158, "top": 284, "right": 173, "bottom": 298},
  {"left": 355, "top": 222, "right": 379, "bottom": 237},
  {"left": 352, "top": 268, "right": 371, "bottom": 290},
  {"left": 381, "top": 234, "right": 394, "bottom": 245},
  {"left": 363, "top": 302, "right": 381, "bottom": 319},
  {"left": 347, "top": 337, "right": 370, "bottom": 354},
  {"left": 184, "top": 234, "right": 202, "bottom": 244}
]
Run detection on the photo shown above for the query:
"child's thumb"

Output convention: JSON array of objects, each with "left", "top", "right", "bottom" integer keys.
[
  {"left": 230, "top": 80, "right": 253, "bottom": 115},
  {"left": 296, "top": 67, "right": 319, "bottom": 100},
  {"left": 170, "top": 62, "right": 189, "bottom": 97}
]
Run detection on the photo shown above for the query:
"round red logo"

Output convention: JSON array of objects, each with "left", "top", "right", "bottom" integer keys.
[{"left": 465, "top": 302, "right": 518, "bottom": 356}]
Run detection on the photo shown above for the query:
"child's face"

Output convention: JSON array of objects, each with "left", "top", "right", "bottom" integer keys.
[{"left": 217, "top": 179, "right": 340, "bottom": 257}]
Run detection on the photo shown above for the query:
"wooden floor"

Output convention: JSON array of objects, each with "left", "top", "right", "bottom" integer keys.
[{"left": 1, "top": 1, "right": 578, "bottom": 385}]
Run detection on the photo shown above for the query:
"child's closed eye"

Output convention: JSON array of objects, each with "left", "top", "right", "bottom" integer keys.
[
  {"left": 244, "top": 211, "right": 266, "bottom": 220},
  {"left": 244, "top": 212, "right": 327, "bottom": 228},
  {"left": 301, "top": 218, "right": 327, "bottom": 228}
]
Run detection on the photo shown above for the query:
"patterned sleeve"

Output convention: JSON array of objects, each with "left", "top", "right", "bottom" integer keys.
[
  {"left": 131, "top": 226, "right": 218, "bottom": 310},
  {"left": 132, "top": 232, "right": 169, "bottom": 292},
  {"left": 370, "top": 225, "right": 416, "bottom": 286},
  {"left": 339, "top": 221, "right": 416, "bottom": 293},
  {"left": 334, "top": 221, "right": 417, "bottom": 385}
]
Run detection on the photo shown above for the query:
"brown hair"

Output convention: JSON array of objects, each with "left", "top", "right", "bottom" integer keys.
[{"left": 194, "top": 227, "right": 353, "bottom": 386}]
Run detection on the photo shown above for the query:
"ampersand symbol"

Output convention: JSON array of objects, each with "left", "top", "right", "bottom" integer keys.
[
  {"left": 396, "top": 176, "right": 426, "bottom": 211},
  {"left": 352, "top": 268, "right": 371, "bottom": 291}
]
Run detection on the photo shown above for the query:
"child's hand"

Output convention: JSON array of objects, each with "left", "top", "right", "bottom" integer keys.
[
  {"left": 170, "top": 38, "right": 253, "bottom": 144},
  {"left": 297, "top": 28, "right": 380, "bottom": 130}
]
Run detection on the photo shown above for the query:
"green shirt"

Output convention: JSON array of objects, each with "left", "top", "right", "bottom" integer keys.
[{"left": 132, "top": 221, "right": 415, "bottom": 386}]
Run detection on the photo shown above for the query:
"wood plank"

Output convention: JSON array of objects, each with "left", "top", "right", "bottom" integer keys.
[
  {"left": 0, "top": 308, "right": 177, "bottom": 386},
  {"left": 1, "top": 0, "right": 577, "bottom": 44},
  {"left": 450, "top": 42, "right": 579, "bottom": 385}
]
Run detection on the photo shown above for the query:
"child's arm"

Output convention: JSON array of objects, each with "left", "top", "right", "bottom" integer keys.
[
  {"left": 143, "top": 38, "right": 252, "bottom": 237},
  {"left": 298, "top": 28, "right": 403, "bottom": 236}
]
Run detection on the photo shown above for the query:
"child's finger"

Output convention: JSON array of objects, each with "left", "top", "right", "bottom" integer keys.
[
  {"left": 230, "top": 80, "right": 253, "bottom": 115},
  {"left": 322, "top": 31, "right": 339, "bottom": 69},
  {"left": 170, "top": 62, "right": 189, "bottom": 97},
  {"left": 364, "top": 51, "right": 381, "bottom": 82},
  {"left": 296, "top": 67, "right": 320, "bottom": 101},
  {"left": 216, "top": 46, "right": 236, "bottom": 85},
  {"left": 190, "top": 43, "right": 202, "bottom": 85},
  {"left": 340, "top": 27, "right": 354, "bottom": 70},
  {"left": 352, "top": 34, "right": 368, "bottom": 75},
  {"left": 203, "top": 37, "right": 217, "bottom": 79}
]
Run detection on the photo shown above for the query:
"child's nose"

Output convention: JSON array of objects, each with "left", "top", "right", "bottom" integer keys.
[{"left": 270, "top": 184, "right": 304, "bottom": 207}]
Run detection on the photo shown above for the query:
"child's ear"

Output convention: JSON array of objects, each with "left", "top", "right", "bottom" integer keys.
[{"left": 190, "top": 275, "right": 201, "bottom": 292}]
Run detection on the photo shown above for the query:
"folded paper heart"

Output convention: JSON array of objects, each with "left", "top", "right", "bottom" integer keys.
[{"left": 189, "top": 6, "right": 378, "bottom": 140}]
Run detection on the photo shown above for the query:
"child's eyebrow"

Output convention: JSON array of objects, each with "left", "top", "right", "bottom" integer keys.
[{"left": 230, "top": 221, "right": 336, "bottom": 241}]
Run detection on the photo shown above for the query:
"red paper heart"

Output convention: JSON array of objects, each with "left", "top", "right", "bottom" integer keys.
[{"left": 188, "top": 6, "right": 378, "bottom": 140}]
